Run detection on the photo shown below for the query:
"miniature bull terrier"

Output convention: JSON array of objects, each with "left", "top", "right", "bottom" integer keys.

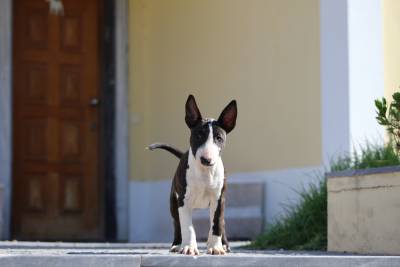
[{"left": 148, "top": 95, "right": 237, "bottom": 255}]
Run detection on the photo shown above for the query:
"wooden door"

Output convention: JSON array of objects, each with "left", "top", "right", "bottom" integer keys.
[{"left": 12, "top": 0, "right": 104, "bottom": 240}]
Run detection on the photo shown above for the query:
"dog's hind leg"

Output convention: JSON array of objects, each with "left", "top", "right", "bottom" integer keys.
[{"left": 170, "top": 193, "right": 182, "bottom": 252}]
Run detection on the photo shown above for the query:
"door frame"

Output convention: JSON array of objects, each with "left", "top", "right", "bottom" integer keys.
[{"left": 0, "top": 0, "right": 129, "bottom": 241}]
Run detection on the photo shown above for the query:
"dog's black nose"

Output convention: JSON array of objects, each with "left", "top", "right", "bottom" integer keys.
[{"left": 200, "top": 156, "right": 213, "bottom": 166}]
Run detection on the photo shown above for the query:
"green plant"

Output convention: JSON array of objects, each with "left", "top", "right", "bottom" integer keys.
[
  {"left": 248, "top": 179, "right": 327, "bottom": 250},
  {"left": 247, "top": 142, "right": 400, "bottom": 251},
  {"left": 332, "top": 142, "right": 400, "bottom": 171},
  {"left": 375, "top": 92, "right": 400, "bottom": 149}
]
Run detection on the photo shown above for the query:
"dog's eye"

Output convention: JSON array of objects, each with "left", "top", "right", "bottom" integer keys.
[{"left": 216, "top": 135, "right": 224, "bottom": 142}]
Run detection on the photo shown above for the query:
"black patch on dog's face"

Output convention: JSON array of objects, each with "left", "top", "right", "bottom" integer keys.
[
  {"left": 190, "top": 120, "right": 211, "bottom": 157},
  {"left": 190, "top": 120, "right": 227, "bottom": 158}
]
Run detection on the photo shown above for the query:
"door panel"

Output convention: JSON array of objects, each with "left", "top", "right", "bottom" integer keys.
[{"left": 12, "top": 0, "right": 103, "bottom": 240}]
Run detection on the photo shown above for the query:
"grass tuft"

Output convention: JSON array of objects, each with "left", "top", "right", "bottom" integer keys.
[
  {"left": 248, "top": 179, "right": 327, "bottom": 250},
  {"left": 331, "top": 142, "right": 400, "bottom": 172}
]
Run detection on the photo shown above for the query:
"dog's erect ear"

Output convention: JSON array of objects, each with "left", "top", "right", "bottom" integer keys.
[
  {"left": 185, "top": 95, "right": 202, "bottom": 128},
  {"left": 218, "top": 100, "right": 237, "bottom": 134}
]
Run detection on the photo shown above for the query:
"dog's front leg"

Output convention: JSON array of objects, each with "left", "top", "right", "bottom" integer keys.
[
  {"left": 178, "top": 205, "right": 199, "bottom": 255},
  {"left": 207, "top": 195, "right": 226, "bottom": 255}
]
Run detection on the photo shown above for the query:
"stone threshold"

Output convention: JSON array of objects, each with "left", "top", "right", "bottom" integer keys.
[{"left": 0, "top": 242, "right": 399, "bottom": 267}]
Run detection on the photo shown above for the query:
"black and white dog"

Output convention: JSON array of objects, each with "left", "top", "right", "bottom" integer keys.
[{"left": 148, "top": 95, "right": 237, "bottom": 255}]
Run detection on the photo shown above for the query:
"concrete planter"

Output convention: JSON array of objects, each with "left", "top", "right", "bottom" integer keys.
[{"left": 327, "top": 166, "right": 400, "bottom": 255}]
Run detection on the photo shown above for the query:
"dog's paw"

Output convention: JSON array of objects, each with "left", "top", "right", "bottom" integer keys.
[
  {"left": 223, "top": 244, "right": 231, "bottom": 253},
  {"left": 207, "top": 246, "right": 226, "bottom": 255},
  {"left": 206, "top": 235, "right": 227, "bottom": 255},
  {"left": 180, "top": 245, "right": 199, "bottom": 255},
  {"left": 170, "top": 245, "right": 181, "bottom": 253}
]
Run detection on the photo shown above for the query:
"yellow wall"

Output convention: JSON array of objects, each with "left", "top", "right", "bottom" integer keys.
[
  {"left": 129, "top": 0, "right": 321, "bottom": 181},
  {"left": 383, "top": 0, "right": 400, "bottom": 100}
]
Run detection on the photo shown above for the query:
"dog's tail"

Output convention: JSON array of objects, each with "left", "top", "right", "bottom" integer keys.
[{"left": 146, "top": 143, "right": 184, "bottom": 159}]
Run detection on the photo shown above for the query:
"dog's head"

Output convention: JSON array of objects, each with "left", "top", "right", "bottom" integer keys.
[{"left": 185, "top": 95, "right": 237, "bottom": 167}]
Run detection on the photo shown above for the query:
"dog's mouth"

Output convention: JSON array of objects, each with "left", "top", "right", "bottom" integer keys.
[{"left": 200, "top": 156, "right": 214, "bottom": 167}]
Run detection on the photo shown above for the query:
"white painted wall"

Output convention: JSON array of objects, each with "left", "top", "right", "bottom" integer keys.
[
  {"left": 320, "top": 0, "right": 385, "bottom": 166},
  {"left": 129, "top": 166, "right": 321, "bottom": 242},
  {"left": 320, "top": 0, "right": 350, "bottom": 165},
  {"left": 347, "top": 0, "right": 385, "bottom": 147}
]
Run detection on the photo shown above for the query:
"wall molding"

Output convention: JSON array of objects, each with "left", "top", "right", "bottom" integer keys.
[
  {"left": 0, "top": 0, "right": 12, "bottom": 240},
  {"left": 114, "top": 0, "right": 130, "bottom": 241}
]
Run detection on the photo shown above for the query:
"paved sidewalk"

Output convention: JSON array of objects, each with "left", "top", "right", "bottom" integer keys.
[{"left": 0, "top": 241, "right": 399, "bottom": 267}]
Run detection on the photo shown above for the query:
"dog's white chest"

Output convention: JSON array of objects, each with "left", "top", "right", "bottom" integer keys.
[{"left": 184, "top": 150, "right": 225, "bottom": 209}]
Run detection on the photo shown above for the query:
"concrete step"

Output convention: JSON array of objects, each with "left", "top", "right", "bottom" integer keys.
[{"left": 0, "top": 242, "right": 399, "bottom": 267}]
